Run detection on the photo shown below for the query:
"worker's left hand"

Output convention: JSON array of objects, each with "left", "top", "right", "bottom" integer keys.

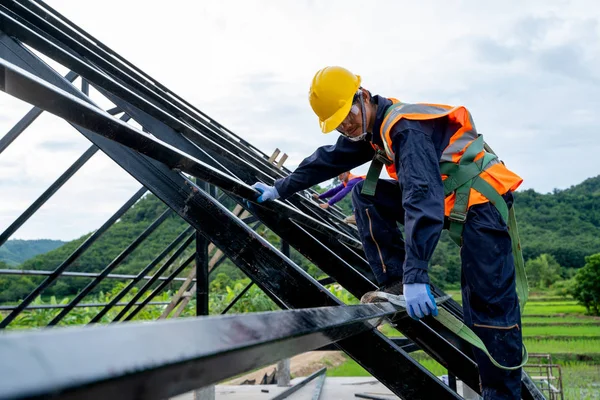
[
  {"left": 319, "top": 203, "right": 329, "bottom": 209},
  {"left": 252, "top": 182, "right": 280, "bottom": 203},
  {"left": 403, "top": 283, "right": 438, "bottom": 320}
]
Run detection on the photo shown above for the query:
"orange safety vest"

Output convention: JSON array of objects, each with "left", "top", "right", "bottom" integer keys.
[{"left": 378, "top": 99, "right": 522, "bottom": 217}]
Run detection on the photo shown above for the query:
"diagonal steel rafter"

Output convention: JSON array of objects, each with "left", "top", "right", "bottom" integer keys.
[
  {"left": 5, "top": 0, "right": 292, "bottom": 181},
  {"left": 91, "top": 225, "right": 195, "bottom": 324},
  {"left": 0, "top": 68, "right": 78, "bottom": 154},
  {"left": 0, "top": 186, "right": 147, "bottom": 329},
  {"left": 47, "top": 208, "right": 174, "bottom": 326},
  {"left": 0, "top": 3, "right": 357, "bottom": 244}
]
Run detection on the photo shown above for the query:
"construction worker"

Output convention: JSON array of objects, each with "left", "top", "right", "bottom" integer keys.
[
  {"left": 312, "top": 171, "right": 364, "bottom": 209},
  {"left": 252, "top": 66, "right": 524, "bottom": 399}
]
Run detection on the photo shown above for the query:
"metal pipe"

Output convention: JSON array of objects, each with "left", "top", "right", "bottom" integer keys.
[
  {"left": 0, "top": 269, "right": 193, "bottom": 282},
  {"left": 0, "top": 301, "right": 171, "bottom": 311}
]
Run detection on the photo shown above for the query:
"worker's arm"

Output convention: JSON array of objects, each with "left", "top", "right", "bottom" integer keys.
[
  {"left": 390, "top": 120, "right": 445, "bottom": 285},
  {"left": 318, "top": 183, "right": 345, "bottom": 200},
  {"left": 273, "top": 136, "right": 374, "bottom": 200},
  {"left": 326, "top": 178, "right": 362, "bottom": 206}
]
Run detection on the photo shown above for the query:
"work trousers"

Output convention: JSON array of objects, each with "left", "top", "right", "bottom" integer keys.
[{"left": 352, "top": 179, "right": 523, "bottom": 400}]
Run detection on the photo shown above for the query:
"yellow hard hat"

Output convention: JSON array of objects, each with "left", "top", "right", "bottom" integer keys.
[{"left": 308, "top": 66, "right": 361, "bottom": 133}]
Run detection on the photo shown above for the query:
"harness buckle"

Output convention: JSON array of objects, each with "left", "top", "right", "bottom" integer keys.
[
  {"left": 374, "top": 149, "right": 393, "bottom": 166},
  {"left": 448, "top": 211, "right": 467, "bottom": 224}
]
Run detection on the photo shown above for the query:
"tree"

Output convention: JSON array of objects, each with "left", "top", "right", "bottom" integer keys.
[
  {"left": 525, "top": 254, "right": 561, "bottom": 289},
  {"left": 571, "top": 253, "right": 600, "bottom": 316}
]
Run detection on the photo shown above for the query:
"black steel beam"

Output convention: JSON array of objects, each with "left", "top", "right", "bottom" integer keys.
[
  {"left": 47, "top": 208, "right": 173, "bottom": 326},
  {"left": 196, "top": 182, "right": 210, "bottom": 317},
  {"left": 271, "top": 367, "right": 327, "bottom": 400},
  {"left": 0, "top": 303, "right": 401, "bottom": 400},
  {"left": 0, "top": 69, "right": 77, "bottom": 154},
  {"left": 0, "top": 43, "right": 459, "bottom": 399},
  {"left": 123, "top": 253, "right": 195, "bottom": 321},
  {"left": 0, "top": 3, "right": 283, "bottom": 186},
  {"left": 316, "top": 338, "right": 418, "bottom": 353},
  {"left": 111, "top": 232, "right": 195, "bottom": 322},
  {"left": 0, "top": 186, "right": 147, "bottom": 329},
  {"left": 89, "top": 225, "right": 195, "bottom": 324}
]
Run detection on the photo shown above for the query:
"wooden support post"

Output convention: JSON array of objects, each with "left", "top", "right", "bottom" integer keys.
[
  {"left": 276, "top": 153, "right": 288, "bottom": 169},
  {"left": 268, "top": 148, "right": 280, "bottom": 163}
]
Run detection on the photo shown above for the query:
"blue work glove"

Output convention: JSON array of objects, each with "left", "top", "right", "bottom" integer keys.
[
  {"left": 403, "top": 283, "right": 438, "bottom": 320},
  {"left": 252, "top": 182, "right": 280, "bottom": 203}
]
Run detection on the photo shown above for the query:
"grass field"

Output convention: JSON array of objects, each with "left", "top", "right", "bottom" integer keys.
[{"left": 330, "top": 290, "right": 599, "bottom": 399}]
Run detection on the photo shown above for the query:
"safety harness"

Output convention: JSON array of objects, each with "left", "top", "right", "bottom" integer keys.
[{"left": 361, "top": 102, "right": 530, "bottom": 370}]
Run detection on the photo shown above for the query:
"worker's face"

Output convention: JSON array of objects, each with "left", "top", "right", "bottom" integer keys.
[
  {"left": 336, "top": 89, "right": 373, "bottom": 140},
  {"left": 339, "top": 172, "right": 349, "bottom": 181}
]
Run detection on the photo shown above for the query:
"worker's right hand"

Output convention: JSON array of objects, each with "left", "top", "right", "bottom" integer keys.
[
  {"left": 252, "top": 182, "right": 280, "bottom": 203},
  {"left": 403, "top": 283, "right": 438, "bottom": 320}
]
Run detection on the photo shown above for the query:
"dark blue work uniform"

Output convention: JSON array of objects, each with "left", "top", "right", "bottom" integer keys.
[{"left": 274, "top": 95, "right": 522, "bottom": 399}]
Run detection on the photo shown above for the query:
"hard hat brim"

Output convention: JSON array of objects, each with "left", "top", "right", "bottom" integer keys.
[{"left": 319, "top": 98, "right": 354, "bottom": 133}]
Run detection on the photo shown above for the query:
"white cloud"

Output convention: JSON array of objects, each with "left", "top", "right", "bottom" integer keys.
[{"left": 1, "top": 0, "right": 599, "bottom": 240}]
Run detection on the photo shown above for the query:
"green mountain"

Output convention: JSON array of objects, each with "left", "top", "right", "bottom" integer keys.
[
  {"left": 1, "top": 176, "right": 599, "bottom": 303},
  {"left": 0, "top": 239, "right": 66, "bottom": 266}
]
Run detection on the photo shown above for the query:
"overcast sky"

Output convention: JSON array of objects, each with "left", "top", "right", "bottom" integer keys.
[{"left": 1, "top": 0, "right": 599, "bottom": 241}]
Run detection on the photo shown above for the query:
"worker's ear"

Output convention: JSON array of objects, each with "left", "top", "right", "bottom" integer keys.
[{"left": 360, "top": 87, "right": 372, "bottom": 104}]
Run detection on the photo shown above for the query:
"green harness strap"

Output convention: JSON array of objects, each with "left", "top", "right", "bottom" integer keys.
[{"left": 435, "top": 308, "right": 528, "bottom": 370}]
